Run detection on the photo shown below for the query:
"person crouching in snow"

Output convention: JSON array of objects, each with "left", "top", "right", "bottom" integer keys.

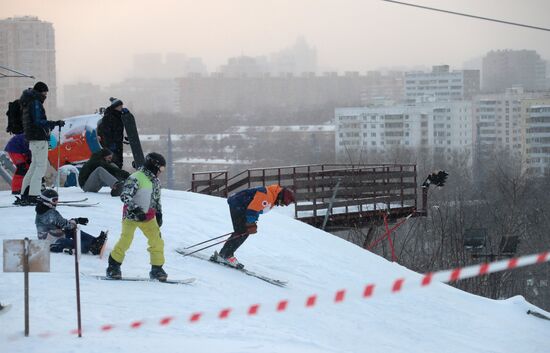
[
  {"left": 106, "top": 152, "right": 167, "bottom": 281},
  {"left": 211, "top": 185, "right": 296, "bottom": 269},
  {"left": 35, "top": 188, "right": 107, "bottom": 255}
]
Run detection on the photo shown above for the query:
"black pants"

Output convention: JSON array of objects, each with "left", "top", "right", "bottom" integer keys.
[
  {"left": 219, "top": 206, "right": 249, "bottom": 258},
  {"left": 49, "top": 230, "right": 95, "bottom": 253}
]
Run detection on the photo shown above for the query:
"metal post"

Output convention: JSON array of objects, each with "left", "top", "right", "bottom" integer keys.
[
  {"left": 73, "top": 229, "right": 82, "bottom": 337},
  {"left": 56, "top": 125, "right": 62, "bottom": 191},
  {"left": 24, "top": 238, "right": 29, "bottom": 337}
]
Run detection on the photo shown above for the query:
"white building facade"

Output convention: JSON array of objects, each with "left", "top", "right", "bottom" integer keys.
[
  {"left": 405, "top": 65, "right": 480, "bottom": 103},
  {"left": 335, "top": 102, "right": 475, "bottom": 165},
  {"left": 522, "top": 98, "right": 550, "bottom": 176}
]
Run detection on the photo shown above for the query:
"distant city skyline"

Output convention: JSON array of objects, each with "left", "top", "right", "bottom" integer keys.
[{"left": 2, "top": 0, "right": 550, "bottom": 87}]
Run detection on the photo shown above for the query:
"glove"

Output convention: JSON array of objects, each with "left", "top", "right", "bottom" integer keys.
[
  {"left": 156, "top": 212, "right": 163, "bottom": 227},
  {"left": 56, "top": 120, "right": 66, "bottom": 127},
  {"left": 246, "top": 223, "right": 258, "bottom": 234},
  {"left": 121, "top": 108, "right": 130, "bottom": 114},
  {"left": 134, "top": 208, "right": 147, "bottom": 221},
  {"left": 73, "top": 217, "right": 89, "bottom": 225},
  {"left": 123, "top": 136, "right": 130, "bottom": 145}
]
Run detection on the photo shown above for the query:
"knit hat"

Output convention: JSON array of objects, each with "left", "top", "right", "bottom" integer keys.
[
  {"left": 33, "top": 81, "right": 49, "bottom": 93},
  {"left": 109, "top": 97, "right": 123, "bottom": 108}
]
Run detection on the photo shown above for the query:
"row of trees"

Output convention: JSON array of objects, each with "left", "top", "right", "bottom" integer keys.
[{"left": 338, "top": 147, "right": 550, "bottom": 311}]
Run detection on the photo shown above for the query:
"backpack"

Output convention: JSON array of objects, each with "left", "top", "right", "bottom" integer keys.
[{"left": 5, "top": 99, "right": 24, "bottom": 135}]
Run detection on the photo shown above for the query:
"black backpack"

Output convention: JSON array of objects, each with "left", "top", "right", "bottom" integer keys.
[{"left": 5, "top": 99, "right": 24, "bottom": 135}]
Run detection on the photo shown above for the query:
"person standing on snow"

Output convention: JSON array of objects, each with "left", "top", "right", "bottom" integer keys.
[
  {"left": 97, "top": 97, "right": 126, "bottom": 168},
  {"left": 35, "top": 188, "right": 107, "bottom": 255},
  {"left": 106, "top": 152, "right": 167, "bottom": 281},
  {"left": 4, "top": 133, "right": 31, "bottom": 195},
  {"left": 19, "top": 82, "right": 65, "bottom": 205},
  {"left": 211, "top": 184, "right": 296, "bottom": 269}
]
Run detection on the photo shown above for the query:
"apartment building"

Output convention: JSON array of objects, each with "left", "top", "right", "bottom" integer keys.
[
  {"left": 404, "top": 65, "right": 480, "bottom": 103},
  {"left": 0, "top": 16, "right": 57, "bottom": 113},
  {"left": 521, "top": 97, "right": 550, "bottom": 175}
]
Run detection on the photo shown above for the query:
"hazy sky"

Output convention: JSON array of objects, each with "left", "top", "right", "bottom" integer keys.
[{"left": 2, "top": 0, "right": 550, "bottom": 87}]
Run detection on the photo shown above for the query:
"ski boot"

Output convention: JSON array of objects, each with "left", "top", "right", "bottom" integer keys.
[
  {"left": 149, "top": 265, "right": 168, "bottom": 282},
  {"left": 211, "top": 251, "right": 244, "bottom": 269},
  {"left": 90, "top": 231, "right": 108, "bottom": 255},
  {"left": 106, "top": 255, "right": 122, "bottom": 279}
]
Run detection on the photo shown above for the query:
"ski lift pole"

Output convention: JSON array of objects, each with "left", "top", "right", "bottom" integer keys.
[
  {"left": 183, "top": 232, "right": 248, "bottom": 257},
  {"left": 56, "top": 125, "right": 62, "bottom": 192},
  {"left": 184, "top": 232, "right": 233, "bottom": 250}
]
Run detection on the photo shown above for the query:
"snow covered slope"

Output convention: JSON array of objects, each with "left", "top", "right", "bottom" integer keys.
[{"left": 1, "top": 188, "right": 548, "bottom": 353}]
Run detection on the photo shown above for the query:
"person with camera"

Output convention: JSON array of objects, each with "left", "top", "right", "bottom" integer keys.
[{"left": 19, "top": 82, "right": 65, "bottom": 206}]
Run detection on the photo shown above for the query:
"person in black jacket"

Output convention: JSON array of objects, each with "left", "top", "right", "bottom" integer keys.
[
  {"left": 79, "top": 148, "right": 130, "bottom": 196},
  {"left": 19, "top": 82, "right": 65, "bottom": 206},
  {"left": 98, "top": 97, "right": 125, "bottom": 168}
]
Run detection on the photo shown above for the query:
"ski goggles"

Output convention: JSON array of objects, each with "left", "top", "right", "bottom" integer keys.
[{"left": 40, "top": 195, "right": 59, "bottom": 204}]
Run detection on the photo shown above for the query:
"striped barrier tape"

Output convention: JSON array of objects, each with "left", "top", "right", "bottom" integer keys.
[{"left": 6, "top": 250, "right": 550, "bottom": 340}]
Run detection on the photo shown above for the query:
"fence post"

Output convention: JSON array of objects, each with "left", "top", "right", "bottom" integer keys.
[
  {"left": 224, "top": 171, "right": 228, "bottom": 198},
  {"left": 400, "top": 165, "right": 404, "bottom": 207}
]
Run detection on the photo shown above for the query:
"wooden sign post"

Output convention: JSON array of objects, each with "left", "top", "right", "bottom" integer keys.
[{"left": 3, "top": 238, "right": 50, "bottom": 337}]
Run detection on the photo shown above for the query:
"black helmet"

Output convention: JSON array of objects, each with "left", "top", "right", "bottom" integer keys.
[
  {"left": 144, "top": 152, "right": 166, "bottom": 174},
  {"left": 40, "top": 188, "right": 59, "bottom": 207}
]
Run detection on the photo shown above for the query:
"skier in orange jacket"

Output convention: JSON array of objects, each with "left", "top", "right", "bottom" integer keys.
[{"left": 211, "top": 184, "right": 296, "bottom": 269}]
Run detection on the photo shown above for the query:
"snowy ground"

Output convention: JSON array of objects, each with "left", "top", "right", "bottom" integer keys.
[{"left": 1, "top": 187, "right": 549, "bottom": 353}]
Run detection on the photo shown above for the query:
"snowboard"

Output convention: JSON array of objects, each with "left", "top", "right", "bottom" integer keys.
[
  {"left": 121, "top": 111, "right": 145, "bottom": 169},
  {"left": 175, "top": 248, "right": 287, "bottom": 287},
  {"left": 89, "top": 274, "right": 195, "bottom": 285}
]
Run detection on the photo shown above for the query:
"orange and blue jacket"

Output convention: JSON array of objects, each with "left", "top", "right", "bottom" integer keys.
[{"left": 227, "top": 184, "right": 282, "bottom": 223}]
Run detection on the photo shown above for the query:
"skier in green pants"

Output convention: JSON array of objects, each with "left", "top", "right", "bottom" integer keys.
[{"left": 106, "top": 152, "right": 167, "bottom": 281}]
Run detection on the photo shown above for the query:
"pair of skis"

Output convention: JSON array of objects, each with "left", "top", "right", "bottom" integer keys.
[
  {"left": 175, "top": 247, "right": 288, "bottom": 287},
  {"left": 0, "top": 197, "right": 99, "bottom": 208}
]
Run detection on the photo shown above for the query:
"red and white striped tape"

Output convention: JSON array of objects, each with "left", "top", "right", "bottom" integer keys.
[{"left": 7, "top": 250, "right": 550, "bottom": 340}]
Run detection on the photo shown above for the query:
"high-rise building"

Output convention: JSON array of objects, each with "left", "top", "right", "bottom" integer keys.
[
  {"left": 335, "top": 102, "right": 474, "bottom": 165},
  {"left": 269, "top": 37, "right": 317, "bottom": 75},
  {"left": 404, "top": 65, "right": 480, "bottom": 103},
  {"left": 521, "top": 97, "right": 550, "bottom": 176},
  {"left": 0, "top": 16, "right": 57, "bottom": 114},
  {"left": 474, "top": 87, "right": 530, "bottom": 154},
  {"left": 482, "top": 50, "right": 546, "bottom": 93},
  {"left": 62, "top": 82, "right": 103, "bottom": 114}
]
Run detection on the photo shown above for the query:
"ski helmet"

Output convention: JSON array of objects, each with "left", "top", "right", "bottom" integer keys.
[
  {"left": 40, "top": 188, "right": 59, "bottom": 207},
  {"left": 144, "top": 152, "right": 166, "bottom": 175}
]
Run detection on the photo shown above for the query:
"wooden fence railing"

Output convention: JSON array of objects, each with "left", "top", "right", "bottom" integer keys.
[{"left": 191, "top": 163, "right": 419, "bottom": 226}]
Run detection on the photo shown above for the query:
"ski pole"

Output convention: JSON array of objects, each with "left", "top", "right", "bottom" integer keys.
[
  {"left": 184, "top": 232, "right": 233, "bottom": 250},
  {"left": 183, "top": 232, "right": 248, "bottom": 257},
  {"left": 56, "top": 125, "right": 62, "bottom": 192}
]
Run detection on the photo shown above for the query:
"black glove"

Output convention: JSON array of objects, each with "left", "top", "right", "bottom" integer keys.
[
  {"left": 246, "top": 222, "right": 258, "bottom": 234},
  {"left": 123, "top": 136, "right": 130, "bottom": 145},
  {"left": 73, "top": 217, "right": 89, "bottom": 225},
  {"left": 156, "top": 212, "right": 163, "bottom": 227},
  {"left": 56, "top": 120, "right": 66, "bottom": 127},
  {"left": 134, "top": 208, "right": 147, "bottom": 221}
]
